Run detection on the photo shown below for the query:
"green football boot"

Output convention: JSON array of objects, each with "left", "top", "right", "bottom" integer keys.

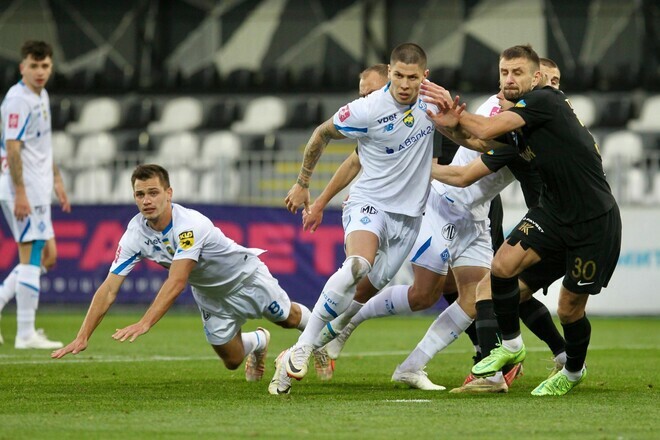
[
  {"left": 531, "top": 367, "right": 587, "bottom": 396},
  {"left": 471, "top": 344, "right": 527, "bottom": 378}
]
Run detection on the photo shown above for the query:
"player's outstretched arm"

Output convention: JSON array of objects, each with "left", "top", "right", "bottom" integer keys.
[
  {"left": 303, "top": 151, "right": 361, "bottom": 232},
  {"left": 51, "top": 274, "right": 125, "bottom": 359},
  {"left": 112, "top": 259, "right": 196, "bottom": 343},
  {"left": 285, "top": 118, "right": 345, "bottom": 215},
  {"left": 432, "top": 155, "right": 493, "bottom": 188}
]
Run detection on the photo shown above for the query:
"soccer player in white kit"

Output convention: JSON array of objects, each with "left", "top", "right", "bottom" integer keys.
[
  {"left": 274, "top": 43, "right": 437, "bottom": 394},
  {"left": 0, "top": 40, "right": 70, "bottom": 349},
  {"left": 52, "top": 165, "right": 332, "bottom": 382}
]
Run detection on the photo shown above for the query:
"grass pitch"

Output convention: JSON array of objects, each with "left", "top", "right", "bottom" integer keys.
[{"left": 0, "top": 309, "right": 658, "bottom": 439}]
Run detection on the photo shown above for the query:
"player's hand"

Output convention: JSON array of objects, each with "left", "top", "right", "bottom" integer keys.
[
  {"left": 13, "top": 193, "right": 31, "bottom": 221},
  {"left": 420, "top": 79, "right": 453, "bottom": 109},
  {"left": 112, "top": 322, "right": 150, "bottom": 343},
  {"left": 302, "top": 202, "right": 323, "bottom": 232},
  {"left": 55, "top": 185, "right": 71, "bottom": 213},
  {"left": 51, "top": 338, "right": 88, "bottom": 359},
  {"left": 285, "top": 183, "right": 310, "bottom": 215}
]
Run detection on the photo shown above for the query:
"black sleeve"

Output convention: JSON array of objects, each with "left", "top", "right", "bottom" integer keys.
[
  {"left": 507, "top": 89, "right": 555, "bottom": 129},
  {"left": 480, "top": 145, "right": 519, "bottom": 172},
  {"left": 434, "top": 134, "right": 460, "bottom": 165}
]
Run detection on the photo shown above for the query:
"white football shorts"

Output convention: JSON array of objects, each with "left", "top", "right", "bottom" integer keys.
[
  {"left": 192, "top": 262, "right": 292, "bottom": 345},
  {"left": 1, "top": 201, "right": 54, "bottom": 243},
  {"left": 342, "top": 199, "right": 423, "bottom": 290},
  {"left": 409, "top": 188, "right": 492, "bottom": 275}
]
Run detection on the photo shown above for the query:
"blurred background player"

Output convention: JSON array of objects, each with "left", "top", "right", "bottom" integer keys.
[{"left": 0, "top": 40, "right": 70, "bottom": 349}]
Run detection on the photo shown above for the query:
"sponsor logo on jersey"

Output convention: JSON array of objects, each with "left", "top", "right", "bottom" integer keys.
[
  {"left": 519, "top": 145, "right": 536, "bottom": 162},
  {"left": 178, "top": 230, "right": 195, "bottom": 249},
  {"left": 403, "top": 109, "right": 415, "bottom": 127},
  {"left": 442, "top": 223, "right": 456, "bottom": 240},
  {"left": 489, "top": 106, "right": 501, "bottom": 116},
  {"left": 202, "top": 309, "right": 211, "bottom": 321},
  {"left": 339, "top": 105, "right": 351, "bottom": 122},
  {"left": 8, "top": 113, "right": 19, "bottom": 128},
  {"left": 377, "top": 114, "right": 397, "bottom": 124},
  {"left": 360, "top": 205, "right": 378, "bottom": 215},
  {"left": 114, "top": 245, "right": 122, "bottom": 263},
  {"left": 383, "top": 123, "right": 394, "bottom": 132},
  {"left": 387, "top": 124, "right": 433, "bottom": 154},
  {"left": 515, "top": 100, "right": 526, "bottom": 108}
]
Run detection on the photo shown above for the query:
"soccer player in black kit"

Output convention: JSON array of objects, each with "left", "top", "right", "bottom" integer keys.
[{"left": 422, "top": 44, "right": 622, "bottom": 396}]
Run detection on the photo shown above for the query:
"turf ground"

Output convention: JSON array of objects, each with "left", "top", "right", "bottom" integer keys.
[{"left": 0, "top": 308, "right": 658, "bottom": 439}]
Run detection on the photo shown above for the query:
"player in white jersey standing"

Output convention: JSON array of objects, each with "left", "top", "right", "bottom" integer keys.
[
  {"left": 0, "top": 41, "right": 70, "bottom": 349},
  {"left": 274, "top": 43, "right": 437, "bottom": 394},
  {"left": 52, "top": 164, "right": 332, "bottom": 383}
]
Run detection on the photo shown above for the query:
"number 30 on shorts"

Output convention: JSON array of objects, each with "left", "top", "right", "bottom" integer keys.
[{"left": 571, "top": 257, "right": 597, "bottom": 281}]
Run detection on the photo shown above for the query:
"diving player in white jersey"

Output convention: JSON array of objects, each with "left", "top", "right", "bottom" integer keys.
[
  {"left": 0, "top": 40, "right": 70, "bottom": 349},
  {"left": 52, "top": 164, "right": 333, "bottom": 383},
  {"left": 275, "top": 43, "right": 437, "bottom": 393}
]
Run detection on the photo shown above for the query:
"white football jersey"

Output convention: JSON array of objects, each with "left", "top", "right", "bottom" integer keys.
[
  {"left": 0, "top": 81, "right": 53, "bottom": 205},
  {"left": 432, "top": 95, "right": 515, "bottom": 221},
  {"left": 332, "top": 84, "right": 437, "bottom": 216},
  {"left": 110, "top": 204, "right": 265, "bottom": 296}
]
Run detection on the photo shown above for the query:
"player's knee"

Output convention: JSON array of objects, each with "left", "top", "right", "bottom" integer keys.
[
  {"left": 342, "top": 255, "right": 372, "bottom": 285},
  {"left": 491, "top": 257, "right": 517, "bottom": 278}
]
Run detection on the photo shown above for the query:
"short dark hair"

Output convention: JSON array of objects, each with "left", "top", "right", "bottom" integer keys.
[
  {"left": 540, "top": 57, "right": 558, "bottom": 69},
  {"left": 21, "top": 41, "right": 53, "bottom": 61},
  {"left": 390, "top": 43, "right": 427, "bottom": 70},
  {"left": 131, "top": 164, "right": 170, "bottom": 189},
  {"left": 360, "top": 63, "right": 388, "bottom": 80},
  {"left": 501, "top": 44, "right": 540, "bottom": 71}
]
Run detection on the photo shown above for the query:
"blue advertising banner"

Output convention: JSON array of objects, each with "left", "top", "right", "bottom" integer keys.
[{"left": 0, "top": 204, "right": 346, "bottom": 307}]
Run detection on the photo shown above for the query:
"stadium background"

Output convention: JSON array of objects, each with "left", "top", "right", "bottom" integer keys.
[{"left": 0, "top": 0, "right": 658, "bottom": 314}]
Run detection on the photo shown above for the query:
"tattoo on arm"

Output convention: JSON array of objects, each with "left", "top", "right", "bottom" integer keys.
[
  {"left": 297, "top": 122, "right": 338, "bottom": 188},
  {"left": 7, "top": 141, "right": 24, "bottom": 189}
]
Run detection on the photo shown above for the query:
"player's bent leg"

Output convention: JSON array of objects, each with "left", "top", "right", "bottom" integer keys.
[
  {"left": 287, "top": 255, "right": 372, "bottom": 380},
  {"left": 212, "top": 332, "right": 247, "bottom": 370}
]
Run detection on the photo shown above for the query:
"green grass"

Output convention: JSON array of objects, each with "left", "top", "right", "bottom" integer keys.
[{"left": 0, "top": 309, "right": 658, "bottom": 439}]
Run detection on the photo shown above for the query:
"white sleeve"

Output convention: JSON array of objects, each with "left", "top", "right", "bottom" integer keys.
[
  {"left": 2, "top": 97, "right": 32, "bottom": 141},
  {"left": 109, "top": 230, "right": 143, "bottom": 276},
  {"left": 332, "top": 97, "right": 369, "bottom": 139}
]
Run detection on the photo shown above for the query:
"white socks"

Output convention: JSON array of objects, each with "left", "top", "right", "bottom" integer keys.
[
  {"left": 313, "top": 300, "right": 364, "bottom": 347},
  {"left": 297, "top": 258, "right": 370, "bottom": 345},
  {"left": 15, "top": 264, "right": 41, "bottom": 340},
  {"left": 296, "top": 303, "right": 311, "bottom": 331},
  {"left": 398, "top": 302, "right": 473, "bottom": 372},
  {"left": 241, "top": 329, "right": 267, "bottom": 356},
  {"left": 352, "top": 285, "right": 412, "bottom": 326},
  {"left": 502, "top": 335, "right": 524, "bottom": 353}
]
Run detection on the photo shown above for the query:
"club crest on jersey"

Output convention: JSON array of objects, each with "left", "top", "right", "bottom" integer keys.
[
  {"left": 178, "top": 230, "right": 194, "bottom": 249},
  {"left": 403, "top": 109, "right": 414, "bottom": 127},
  {"left": 442, "top": 223, "right": 457, "bottom": 240},
  {"left": 360, "top": 216, "right": 371, "bottom": 225},
  {"left": 418, "top": 99, "right": 427, "bottom": 111},
  {"left": 441, "top": 249, "right": 450, "bottom": 262},
  {"left": 339, "top": 105, "right": 350, "bottom": 122}
]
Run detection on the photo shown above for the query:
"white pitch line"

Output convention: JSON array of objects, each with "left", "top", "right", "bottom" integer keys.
[
  {"left": 384, "top": 399, "right": 432, "bottom": 403},
  {"left": 0, "top": 344, "right": 657, "bottom": 366}
]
